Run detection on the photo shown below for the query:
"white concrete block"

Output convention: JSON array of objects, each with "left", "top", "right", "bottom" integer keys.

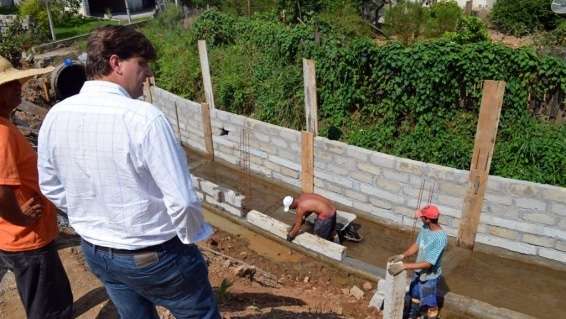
[
  {"left": 538, "top": 248, "right": 566, "bottom": 263},
  {"left": 475, "top": 234, "right": 537, "bottom": 255},
  {"left": 200, "top": 180, "right": 221, "bottom": 201}
]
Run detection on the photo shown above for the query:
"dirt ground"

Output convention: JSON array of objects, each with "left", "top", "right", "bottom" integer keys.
[{"left": 0, "top": 224, "right": 379, "bottom": 319}]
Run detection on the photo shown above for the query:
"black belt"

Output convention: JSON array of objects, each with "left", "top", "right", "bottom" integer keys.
[{"left": 82, "top": 236, "right": 181, "bottom": 255}]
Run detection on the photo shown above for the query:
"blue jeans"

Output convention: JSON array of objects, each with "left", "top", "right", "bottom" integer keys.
[{"left": 81, "top": 237, "right": 219, "bottom": 319}]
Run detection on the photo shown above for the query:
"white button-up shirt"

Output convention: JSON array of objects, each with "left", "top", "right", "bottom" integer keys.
[{"left": 38, "top": 80, "right": 212, "bottom": 249}]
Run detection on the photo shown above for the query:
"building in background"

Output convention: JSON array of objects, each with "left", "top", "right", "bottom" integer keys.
[{"left": 79, "top": 0, "right": 156, "bottom": 17}]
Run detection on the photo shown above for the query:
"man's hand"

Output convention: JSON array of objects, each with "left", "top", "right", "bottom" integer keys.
[
  {"left": 20, "top": 197, "right": 42, "bottom": 224},
  {"left": 388, "top": 254, "right": 404, "bottom": 263},
  {"left": 388, "top": 262, "right": 405, "bottom": 276},
  {"left": 286, "top": 233, "right": 295, "bottom": 242}
]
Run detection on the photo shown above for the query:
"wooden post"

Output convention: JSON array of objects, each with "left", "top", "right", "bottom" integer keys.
[
  {"left": 464, "top": 0, "right": 473, "bottom": 14},
  {"left": 44, "top": 0, "right": 56, "bottom": 41},
  {"left": 301, "top": 131, "right": 314, "bottom": 193},
  {"left": 303, "top": 59, "right": 318, "bottom": 135},
  {"left": 383, "top": 262, "right": 407, "bottom": 319},
  {"left": 201, "top": 102, "right": 215, "bottom": 160},
  {"left": 198, "top": 40, "right": 216, "bottom": 111},
  {"left": 143, "top": 77, "right": 154, "bottom": 103},
  {"left": 457, "top": 80, "right": 506, "bottom": 249}
]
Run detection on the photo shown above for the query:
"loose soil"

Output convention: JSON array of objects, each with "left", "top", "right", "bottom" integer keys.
[{"left": 0, "top": 212, "right": 380, "bottom": 319}]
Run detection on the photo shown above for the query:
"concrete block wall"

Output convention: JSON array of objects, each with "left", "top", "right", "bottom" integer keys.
[
  {"left": 191, "top": 175, "right": 245, "bottom": 218},
  {"left": 151, "top": 86, "right": 566, "bottom": 264}
]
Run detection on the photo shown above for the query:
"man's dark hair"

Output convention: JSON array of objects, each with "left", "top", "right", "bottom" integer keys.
[
  {"left": 86, "top": 25, "right": 156, "bottom": 79},
  {"left": 429, "top": 218, "right": 439, "bottom": 224}
]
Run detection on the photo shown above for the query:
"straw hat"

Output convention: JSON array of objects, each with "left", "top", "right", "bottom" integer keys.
[{"left": 0, "top": 56, "right": 54, "bottom": 86}]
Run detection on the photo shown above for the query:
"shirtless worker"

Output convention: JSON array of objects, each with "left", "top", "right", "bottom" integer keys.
[{"left": 283, "top": 193, "right": 337, "bottom": 242}]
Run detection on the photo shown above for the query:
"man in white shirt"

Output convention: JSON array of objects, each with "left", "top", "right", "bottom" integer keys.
[{"left": 38, "top": 26, "right": 219, "bottom": 319}]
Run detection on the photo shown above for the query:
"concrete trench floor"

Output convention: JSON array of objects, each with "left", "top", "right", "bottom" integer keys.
[{"left": 185, "top": 147, "right": 566, "bottom": 319}]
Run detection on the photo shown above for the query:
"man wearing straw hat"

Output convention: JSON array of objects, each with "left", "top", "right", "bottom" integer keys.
[{"left": 0, "top": 56, "right": 73, "bottom": 319}]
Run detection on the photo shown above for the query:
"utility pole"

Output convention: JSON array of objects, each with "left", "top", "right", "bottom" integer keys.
[
  {"left": 123, "top": 0, "right": 132, "bottom": 24},
  {"left": 44, "top": 0, "right": 56, "bottom": 41}
]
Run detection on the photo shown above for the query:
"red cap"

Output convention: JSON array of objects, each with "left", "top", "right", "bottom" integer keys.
[{"left": 416, "top": 205, "right": 440, "bottom": 219}]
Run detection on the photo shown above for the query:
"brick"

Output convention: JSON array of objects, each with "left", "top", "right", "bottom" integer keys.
[
  {"left": 316, "top": 171, "right": 353, "bottom": 188},
  {"left": 375, "top": 178, "right": 402, "bottom": 193},
  {"left": 437, "top": 194, "right": 463, "bottom": 209},
  {"left": 382, "top": 169, "right": 410, "bottom": 183},
  {"left": 515, "top": 198, "right": 546, "bottom": 211},
  {"left": 551, "top": 202, "right": 566, "bottom": 216},
  {"left": 538, "top": 248, "right": 566, "bottom": 263},
  {"left": 369, "top": 197, "right": 393, "bottom": 209},
  {"left": 345, "top": 189, "right": 369, "bottom": 202},
  {"left": 542, "top": 188, "right": 566, "bottom": 204},
  {"left": 315, "top": 189, "right": 353, "bottom": 207},
  {"left": 268, "top": 155, "right": 300, "bottom": 171},
  {"left": 522, "top": 212, "right": 556, "bottom": 225},
  {"left": 369, "top": 152, "right": 396, "bottom": 169},
  {"left": 279, "top": 166, "right": 299, "bottom": 179},
  {"left": 360, "top": 184, "right": 405, "bottom": 204},
  {"left": 352, "top": 201, "right": 376, "bottom": 214},
  {"left": 357, "top": 162, "right": 382, "bottom": 176},
  {"left": 485, "top": 193, "right": 512, "bottom": 206},
  {"left": 397, "top": 160, "right": 425, "bottom": 176},
  {"left": 438, "top": 182, "right": 467, "bottom": 197},
  {"left": 555, "top": 240, "right": 566, "bottom": 252},
  {"left": 522, "top": 234, "right": 555, "bottom": 248},
  {"left": 487, "top": 226, "right": 519, "bottom": 240},
  {"left": 508, "top": 183, "right": 538, "bottom": 197},
  {"left": 350, "top": 171, "right": 374, "bottom": 184},
  {"left": 346, "top": 146, "right": 370, "bottom": 161},
  {"left": 475, "top": 234, "right": 537, "bottom": 255},
  {"left": 271, "top": 137, "right": 289, "bottom": 149}
]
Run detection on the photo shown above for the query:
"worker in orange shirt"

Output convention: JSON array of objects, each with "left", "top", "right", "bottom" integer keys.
[{"left": 0, "top": 56, "right": 73, "bottom": 319}]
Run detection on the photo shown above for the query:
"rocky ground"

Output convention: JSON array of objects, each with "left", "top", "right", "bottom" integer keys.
[{"left": 0, "top": 226, "right": 380, "bottom": 319}]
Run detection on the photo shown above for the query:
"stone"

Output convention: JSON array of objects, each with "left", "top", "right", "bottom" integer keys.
[
  {"left": 362, "top": 281, "right": 373, "bottom": 291},
  {"left": 233, "top": 265, "right": 256, "bottom": 280},
  {"left": 341, "top": 288, "right": 350, "bottom": 296},
  {"left": 303, "top": 276, "right": 310, "bottom": 283},
  {"left": 350, "top": 285, "right": 365, "bottom": 300},
  {"left": 522, "top": 213, "right": 556, "bottom": 226},
  {"left": 522, "top": 234, "right": 555, "bottom": 248},
  {"left": 487, "top": 226, "right": 519, "bottom": 240}
]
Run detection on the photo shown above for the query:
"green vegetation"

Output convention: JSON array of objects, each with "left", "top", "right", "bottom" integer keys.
[
  {"left": 143, "top": 7, "right": 565, "bottom": 187},
  {"left": 491, "top": 0, "right": 564, "bottom": 36},
  {"left": 54, "top": 17, "right": 120, "bottom": 39}
]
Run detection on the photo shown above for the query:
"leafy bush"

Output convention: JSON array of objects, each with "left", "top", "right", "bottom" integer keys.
[
  {"left": 18, "top": 0, "right": 82, "bottom": 42},
  {"left": 143, "top": 11, "right": 566, "bottom": 186},
  {"left": 425, "top": 0, "right": 462, "bottom": 38},
  {"left": 491, "top": 0, "right": 562, "bottom": 36},
  {"left": 0, "top": 19, "right": 31, "bottom": 66},
  {"left": 383, "top": 0, "right": 428, "bottom": 44},
  {"left": 449, "top": 15, "right": 489, "bottom": 44}
]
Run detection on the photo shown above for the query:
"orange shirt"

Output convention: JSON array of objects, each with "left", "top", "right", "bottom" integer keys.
[{"left": 0, "top": 117, "right": 57, "bottom": 251}]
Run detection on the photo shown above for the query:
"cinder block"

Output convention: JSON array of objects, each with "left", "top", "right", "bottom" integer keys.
[
  {"left": 200, "top": 180, "right": 221, "bottom": 201},
  {"left": 350, "top": 171, "right": 374, "bottom": 184},
  {"left": 316, "top": 170, "right": 353, "bottom": 189},
  {"left": 314, "top": 189, "right": 354, "bottom": 207},
  {"left": 522, "top": 234, "right": 555, "bottom": 248},
  {"left": 357, "top": 162, "right": 382, "bottom": 176},
  {"left": 508, "top": 183, "right": 539, "bottom": 197},
  {"left": 267, "top": 155, "right": 300, "bottom": 171},
  {"left": 375, "top": 178, "right": 402, "bottom": 193},
  {"left": 345, "top": 189, "right": 369, "bottom": 202},
  {"left": 515, "top": 198, "right": 547, "bottom": 211},
  {"left": 555, "top": 240, "right": 566, "bottom": 252},
  {"left": 475, "top": 234, "right": 537, "bottom": 255},
  {"left": 396, "top": 160, "right": 425, "bottom": 176},
  {"left": 271, "top": 172, "right": 301, "bottom": 188},
  {"left": 271, "top": 137, "right": 289, "bottom": 149},
  {"left": 487, "top": 226, "right": 519, "bottom": 240},
  {"left": 542, "top": 188, "right": 566, "bottom": 204},
  {"left": 382, "top": 169, "right": 410, "bottom": 183},
  {"left": 368, "top": 196, "right": 393, "bottom": 210},
  {"left": 551, "top": 202, "right": 566, "bottom": 216},
  {"left": 206, "top": 195, "right": 244, "bottom": 217},
  {"left": 521, "top": 212, "right": 556, "bottom": 226},
  {"left": 437, "top": 194, "right": 463, "bottom": 209},
  {"left": 346, "top": 146, "right": 370, "bottom": 161},
  {"left": 279, "top": 166, "right": 299, "bottom": 179},
  {"left": 485, "top": 193, "right": 513, "bottom": 206},
  {"left": 222, "top": 189, "right": 244, "bottom": 208},
  {"left": 369, "top": 152, "right": 396, "bottom": 169},
  {"left": 352, "top": 201, "right": 375, "bottom": 214},
  {"left": 360, "top": 184, "right": 405, "bottom": 204},
  {"left": 538, "top": 247, "right": 566, "bottom": 263},
  {"left": 246, "top": 210, "right": 346, "bottom": 261},
  {"left": 368, "top": 208, "right": 403, "bottom": 224}
]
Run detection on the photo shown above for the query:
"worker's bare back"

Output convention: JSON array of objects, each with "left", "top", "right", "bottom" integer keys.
[{"left": 296, "top": 193, "right": 336, "bottom": 219}]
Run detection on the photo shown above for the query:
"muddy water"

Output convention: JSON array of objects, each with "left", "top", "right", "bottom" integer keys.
[{"left": 187, "top": 149, "right": 566, "bottom": 319}]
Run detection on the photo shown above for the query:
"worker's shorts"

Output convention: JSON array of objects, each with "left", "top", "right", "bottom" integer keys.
[
  {"left": 408, "top": 273, "right": 441, "bottom": 308},
  {"left": 314, "top": 212, "right": 337, "bottom": 240}
]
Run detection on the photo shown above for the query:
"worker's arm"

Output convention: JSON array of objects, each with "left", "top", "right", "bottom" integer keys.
[
  {"left": 287, "top": 207, "right": 306, "bottom": 240},
  {"left": 403, "top": 242, "right": 419, "bottom": 258},
  {"left": 0, "top": 186, "right": 42, "bottom": 226},
  {"left": 402, "top": 261, "right": 432, "bottom": 271}
]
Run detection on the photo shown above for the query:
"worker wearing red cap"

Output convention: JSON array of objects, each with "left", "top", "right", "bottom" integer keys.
[{"left": 388, "top": 204, "right": 448, "bottom": 319}]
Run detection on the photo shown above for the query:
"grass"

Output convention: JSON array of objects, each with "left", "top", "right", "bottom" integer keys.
[{"left": 54, "top": 17, "right": 120, "bottom": 39}]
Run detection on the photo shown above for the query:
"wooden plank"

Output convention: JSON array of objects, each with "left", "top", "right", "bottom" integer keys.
[
  {"left": 143, "top": 76, "right": 154, "bottom": 103},
  {"left": 303, "top": 59, "right": 318, "bottom": 135},
  {"left": 201, "top": 102, "right": 215, "bottom": 161},
  {"left": 301, "top": 131, "right": 314, "bottom": 193},
  {"left": 382, "top": 262, "right": 408, "bottom": 319},
  {"left": 457, "top": 80, "right": 506, "bottom": 249},
  {"left": 198, "top": 40, "right": 216, "bottom": 111},
  {"left": 246, "top": 210, "right": 346, "bottom": 261}
]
